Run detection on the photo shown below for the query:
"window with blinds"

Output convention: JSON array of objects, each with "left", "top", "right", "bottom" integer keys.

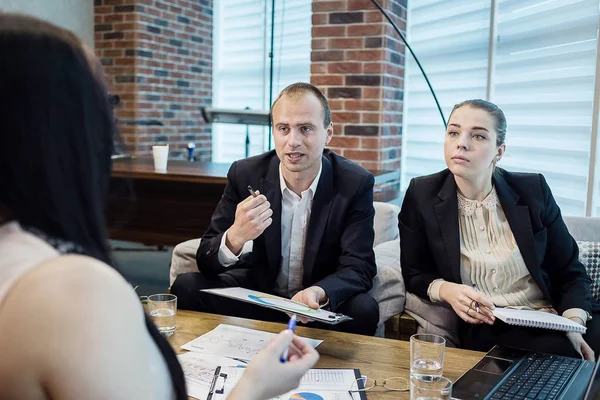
[
  {"left": 402, "top": 0, "right": 491, "bottom": 186},
  {"left": 495, "top": 0, "right": 598, "bottom": 216},
  {"left": 211, "top": 0, "right": 311, "bottom": 163},
  {"left": 403, "top": 0, "right": 600, "bottom": 216}
]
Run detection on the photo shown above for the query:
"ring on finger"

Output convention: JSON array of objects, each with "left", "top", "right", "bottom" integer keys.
[
  {"left": 466, "top": 308, "right": 471, "bottom": 317},
  {"left": 469, "top": 299, "right": 477, "bottom": 311}
]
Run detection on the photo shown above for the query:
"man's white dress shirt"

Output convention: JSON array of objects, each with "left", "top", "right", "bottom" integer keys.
[{"left": 218, "top": 162, "right": 322, "bottom": 298}]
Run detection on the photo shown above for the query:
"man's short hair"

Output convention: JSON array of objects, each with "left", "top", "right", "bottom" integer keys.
[{"left": 270, "top": 82, "right": 332, "bottom": 128}]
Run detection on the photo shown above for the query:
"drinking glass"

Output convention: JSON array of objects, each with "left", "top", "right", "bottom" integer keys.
[
  {"left": 146, "top": 294, "right": 177, "bottom": 336},
  {"left": 410, "top": 376, "right": 452, "bottom": 400},
  {"left": 410, "top": 334, "right": 445, "bottom": 381}
]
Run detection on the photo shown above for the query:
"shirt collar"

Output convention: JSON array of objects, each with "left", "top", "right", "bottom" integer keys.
[
  {"left": 279, "top": 161, "right": 322, "bottom": 199},
  {"left": 457, "top": 186, "right": 499, "bottom": 217}
]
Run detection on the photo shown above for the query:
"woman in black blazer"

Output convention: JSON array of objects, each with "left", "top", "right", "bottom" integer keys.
[{"left": 399, "top": 99, "right": 598, "bottom": 360}]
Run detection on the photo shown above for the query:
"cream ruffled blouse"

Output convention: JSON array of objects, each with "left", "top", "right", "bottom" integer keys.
[
  {"left": 456, "top": 187, "right": 552, "bottom": 310},
  {"left": 427, "top": 187, "right": 589, "bottom": 323}
]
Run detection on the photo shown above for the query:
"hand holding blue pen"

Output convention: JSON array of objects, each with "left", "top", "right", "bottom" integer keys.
[
  {"left": 229, "top": 322, "right": 319, "bottom": 400},
  {"left": 280, "top": 314, "right": 297, "bottom": 363}
]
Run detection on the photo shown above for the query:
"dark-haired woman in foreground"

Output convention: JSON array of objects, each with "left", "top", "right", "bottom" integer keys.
[
  {"left": 0, "top": 13, "right": 317, "bottom": 399},
  {"left": 400, "top": 99, "right": 599, "bottom": 360}
]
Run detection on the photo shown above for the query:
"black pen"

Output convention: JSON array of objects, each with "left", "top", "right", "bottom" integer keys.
[
  {"left": 247, "top": 185, "right": 258, "bottom": 198},
  {"left": 472, "top": 284, "right": 480, "bottom": 313}
]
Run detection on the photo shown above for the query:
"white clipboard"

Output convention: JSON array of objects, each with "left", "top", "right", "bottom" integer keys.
[
  {"left": 207, "top": 367, "right": 368, "bottom": 400},
  {"left": 200, "top": 287, "right": 352, "bottom": 325}
]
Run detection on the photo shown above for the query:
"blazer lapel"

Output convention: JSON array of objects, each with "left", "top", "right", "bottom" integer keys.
[
  {"left": 261, "top": 157, "right": 282, "bottom": 277},
  {"left": 434, "top": 173, "right": 462, "bottom": 283},
  {"left": 493, "top": 171, "right": 551, "bottom": 300},
  {"left": 303, "top": 156, "right": 334, "bottom": 286}
]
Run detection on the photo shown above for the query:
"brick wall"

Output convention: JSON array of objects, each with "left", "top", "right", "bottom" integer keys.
[
  {"left": 311, "top": 0, "right": 406, "bottom": 199},
  {"left": 94, "top": 0, "right": 213, "bottom": 161}
]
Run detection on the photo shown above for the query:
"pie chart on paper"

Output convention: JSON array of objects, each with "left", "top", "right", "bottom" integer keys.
[
  {"left": 248, "top": 294, "right": 319, "bottom": 314},
  {"left": 289, "top": 393, "right": 324, "bottom": 400}
]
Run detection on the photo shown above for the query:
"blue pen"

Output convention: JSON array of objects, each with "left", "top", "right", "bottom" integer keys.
[{"left": 280, "top": 314, "right": 297, "bottom": 363}]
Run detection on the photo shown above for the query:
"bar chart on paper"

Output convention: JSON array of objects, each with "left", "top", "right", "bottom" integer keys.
[{"left": 212, "top": 367, "right": 364, "bottom": 400}]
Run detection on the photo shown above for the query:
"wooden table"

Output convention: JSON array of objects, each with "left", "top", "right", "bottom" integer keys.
[
  {"left": 108, "top": 157, "right": 401, "bottom": 246},
  {"left": 168, "top": 310, "right": 484, "bottom": 399}
]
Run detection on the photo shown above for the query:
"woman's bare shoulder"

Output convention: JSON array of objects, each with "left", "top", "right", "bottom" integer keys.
[{"left": 0, "top": 255, "right": 153, "bottom": 398}]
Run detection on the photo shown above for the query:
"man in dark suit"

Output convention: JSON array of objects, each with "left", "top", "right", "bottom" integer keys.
[{"left": 171, "top": 82, "right": 379, "bottom": 335}]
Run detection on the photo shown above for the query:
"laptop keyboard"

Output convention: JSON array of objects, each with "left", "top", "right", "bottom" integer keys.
[{"left": 489, "top": 353, "right": 581, "bottom": 400}]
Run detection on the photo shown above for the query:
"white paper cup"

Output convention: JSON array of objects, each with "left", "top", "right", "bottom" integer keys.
[{"left": 152, "top": 145, "right": 169, "bottom": 172}]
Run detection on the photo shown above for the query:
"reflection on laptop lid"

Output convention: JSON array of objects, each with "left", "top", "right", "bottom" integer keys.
[{"left": 583, "top": 353, "right": 600, "bottom": 400}]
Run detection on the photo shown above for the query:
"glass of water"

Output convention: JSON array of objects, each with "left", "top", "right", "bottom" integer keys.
[
  {"left": 410, "top": 376, "right": 452, "bottom": 400},
  {"left": 147, "top": 294, "right": 177, "bottom": 336},
  {"left": 410, "top": 334, "right": 445, "bottom": 381}
]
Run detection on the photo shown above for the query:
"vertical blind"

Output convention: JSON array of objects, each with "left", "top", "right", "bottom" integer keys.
[
  {"left": 212, "top": 0, "right": 311, "bottom": 163},
  {"left": 403, "top": 0, "right": 600, "bottom": 216},
  {"left": 402, "top": 0, "right": 491, "bottom": 187}
]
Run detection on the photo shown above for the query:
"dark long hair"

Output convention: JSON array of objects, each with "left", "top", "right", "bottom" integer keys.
[{"left": 0, "top": 13, "right": 115, "bottom": 264}]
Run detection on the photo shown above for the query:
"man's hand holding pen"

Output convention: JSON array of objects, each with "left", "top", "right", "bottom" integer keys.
[
  {"left": 225, "top": 185, "right": 273, "bottom": 255},
  {"left": 439, "top": 282, "right": 496, "bottom": 325}
]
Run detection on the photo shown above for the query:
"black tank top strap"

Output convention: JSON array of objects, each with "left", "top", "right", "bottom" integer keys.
[
  {"left": 144, "top": 314, "right": 187, "bottom": 399},
  {"left": 24, "top": 226, "right": 188, "bottom": 399}
]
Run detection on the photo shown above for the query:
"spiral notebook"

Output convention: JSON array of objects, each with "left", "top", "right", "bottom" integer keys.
[{"left": 492, "top": 307, "right": 586, "bottom": 333}]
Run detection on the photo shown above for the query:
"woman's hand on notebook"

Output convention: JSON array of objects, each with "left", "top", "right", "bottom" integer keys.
[
  {"left": 439, "top": 282, "right": 496, "bottom": 325},
  {"left": 566, "top": 332, "right": 595, "bottom": 361},
  {"left": 230, "top": 330, "right": 320, "bottom": 400}
]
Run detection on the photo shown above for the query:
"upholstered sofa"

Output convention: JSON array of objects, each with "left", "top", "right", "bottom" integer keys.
[
  {"left": 168, "top": 201, "right": 406, "bottom": 337},
  {"left": 169, "top": 203, "right": 599, "bottom": 340}
]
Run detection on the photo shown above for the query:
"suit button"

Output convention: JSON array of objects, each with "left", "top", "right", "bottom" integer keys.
[
  {"left": 479, "top": 226, "right": 485, "bottom": 231},
  {"left": 491, "top": 269, "right": 497, "bottom": 274},
  {"left": 493, "top": 287, "right": 500, "bottom": 293},
  {"left": 486, "top": 249, "right": 491, "bottom": 254}
]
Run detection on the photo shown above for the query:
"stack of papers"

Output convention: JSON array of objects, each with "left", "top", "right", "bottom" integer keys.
[
  {"left": 178, "top": 324, "right": 327, "bottom": 399},
  {"left": 180, "top": 324, "right": 323, "bottom": 361},
  {"left": 177, "top": 353, "right": 241, "bottom": 400},
  {"left": 178, "top": 353, "right": 365, "bottom": 400},
  {"left": 211, "top": 367, "right": 364, "bottom": 400}
]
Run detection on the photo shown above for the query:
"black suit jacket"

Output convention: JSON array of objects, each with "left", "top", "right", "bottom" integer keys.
[
  {"left": 197, "top": 149, "right": 377, "bottom": 311},
  {"left": 399, "top": 168, "right": 593, "bottom": 316}
]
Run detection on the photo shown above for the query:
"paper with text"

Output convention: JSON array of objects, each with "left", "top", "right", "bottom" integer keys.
[
  {"left": 180, "top": 324, "right": 323, "bottom": 361},
  {"left": 177, "top": 353, "right": 241, "bottom": 400},
  {"left": 212, "top": 368, "right": 365, "bottom": 400}
]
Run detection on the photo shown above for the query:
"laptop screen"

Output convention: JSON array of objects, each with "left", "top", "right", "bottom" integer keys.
[{"left": 583, "top": 355, "right": 600, "bottom": 400}]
